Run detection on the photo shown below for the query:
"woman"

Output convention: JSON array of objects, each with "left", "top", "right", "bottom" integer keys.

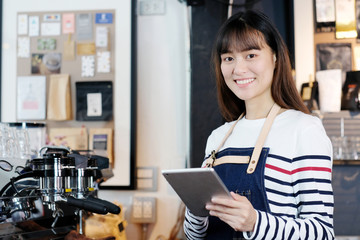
[{"left": 184, "top": 10, "right": 334, "bottom": 240}]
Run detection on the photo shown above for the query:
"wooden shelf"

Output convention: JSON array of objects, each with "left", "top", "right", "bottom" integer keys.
[
  {"left": 322, "top": 110, "right": 360, "bottom": 119},
  {"left": 333, "top": 159, "right": 360, "bottom": 165}
]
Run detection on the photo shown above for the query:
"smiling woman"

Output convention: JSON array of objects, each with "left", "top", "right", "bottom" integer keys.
[{"left": 184, "top": 10, "right": 334, "bottom": 240}]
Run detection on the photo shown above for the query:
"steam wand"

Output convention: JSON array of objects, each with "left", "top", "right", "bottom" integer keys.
[{"left": 51, "top": 206, "right": 64, "bottom": 228}]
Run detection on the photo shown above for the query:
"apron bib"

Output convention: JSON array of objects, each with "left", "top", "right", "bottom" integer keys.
[{"left": 204, "top": 103, "right": 281, "bottom": 240}]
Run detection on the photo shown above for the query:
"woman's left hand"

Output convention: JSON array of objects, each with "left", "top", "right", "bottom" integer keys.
[{"left": 205, "top": 191, "right": 257, "bottom": 232}]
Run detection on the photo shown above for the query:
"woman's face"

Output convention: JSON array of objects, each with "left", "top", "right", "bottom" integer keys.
[{"left": 220, "top": 42, "right": 276, "bottom": 105}]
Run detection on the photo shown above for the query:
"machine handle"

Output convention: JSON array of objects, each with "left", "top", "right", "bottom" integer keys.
[
  {"left": 87, "top": 195, "right": 121, "bottom": 214},
  {"left": 67, "top": 196, "right": 108, "bottom": 214}
]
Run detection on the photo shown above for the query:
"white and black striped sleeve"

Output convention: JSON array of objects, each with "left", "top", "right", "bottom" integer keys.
[{"left": 183, "top": 207, "right": 208, "bottom": 240}]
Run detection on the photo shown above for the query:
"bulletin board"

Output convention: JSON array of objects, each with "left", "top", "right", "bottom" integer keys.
[
  {"left": 16, "top": 10, "right": 116, "bottom": 121},
  {"left": 1, "top": 0, "right": 135, "bottom": 189},
  {"left": 17, "top": 10, "right": 115, "bottom": 79}
]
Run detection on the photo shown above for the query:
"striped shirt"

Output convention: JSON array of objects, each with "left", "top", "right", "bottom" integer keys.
[{"left": 184, "top": 109, "right": 334, "bottom": 239}]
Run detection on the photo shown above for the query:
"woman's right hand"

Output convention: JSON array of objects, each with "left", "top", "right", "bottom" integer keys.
[{"left": 205, "top": 191, "right": 257, "bottom": 232}]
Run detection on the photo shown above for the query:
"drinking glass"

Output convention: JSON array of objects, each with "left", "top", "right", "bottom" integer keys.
[{"left": 331, "top": 136, "right": 346, "bottom": 160}]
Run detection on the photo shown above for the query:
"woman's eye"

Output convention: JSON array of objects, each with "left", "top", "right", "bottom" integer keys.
[
  {"left": 223, "top": 56, "right": 233, "bottom": 62},
  {"left": 246, "top": 54, "right": 256, "bottom": 59}
]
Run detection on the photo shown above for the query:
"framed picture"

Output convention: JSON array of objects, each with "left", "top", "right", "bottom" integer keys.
[
  {"left": 314, "top": 0, "right": 336, "bottom": 32},
  {"left": 316, "top": 43, "right": 352, "bottom": 84},
  {"left": 75, "top": 81, "right": 113, "bottom": 121},
  {"left": 48, "top": 127, "right": 89, "bottom": 150},
  {"left": 0, "top": 0, "right": 136, "bottom": 189}
]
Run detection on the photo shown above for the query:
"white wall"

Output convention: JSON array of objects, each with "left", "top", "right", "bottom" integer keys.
[{"left": 294, "top": 0, "right": 314, "bottom": 90}]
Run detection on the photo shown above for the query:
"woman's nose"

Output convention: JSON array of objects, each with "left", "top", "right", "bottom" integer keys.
[{"left": 233, "top": 59, "right": 247, "bottom": 74}]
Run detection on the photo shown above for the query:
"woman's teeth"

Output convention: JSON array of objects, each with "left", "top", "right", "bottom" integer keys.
[{"left": 236, "top": 78, "right": 255, "bottom": 84}]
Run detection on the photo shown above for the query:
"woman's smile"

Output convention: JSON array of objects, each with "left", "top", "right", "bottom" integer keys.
[{"left": 235, "top": 78, "right": 255, "bottom": 86}]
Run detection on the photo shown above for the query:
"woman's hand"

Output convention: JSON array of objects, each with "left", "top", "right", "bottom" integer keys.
[{"left": 205, "top": 191, "right": 257, "bottom": 232}]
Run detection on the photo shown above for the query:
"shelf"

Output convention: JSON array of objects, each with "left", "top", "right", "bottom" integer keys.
[
  {"left": 333, "top": 160, "right": 360, "bottom": 165},
  {"left": 322, "top": 111, "right": 360, "bottom": 119}
]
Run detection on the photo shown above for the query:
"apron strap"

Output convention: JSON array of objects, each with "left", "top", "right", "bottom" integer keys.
[
  {"left": 205, "top": 103, "right": 281, "bottom": 173},
  {"left": 246, "top": 103, "right": 281, "bottom": 174},
  {"left": 204, "top": 113, "right": 244, "bottom": 168},
  {"left": 204, "top": 155, "right": 250, "bottom": 167},
  {"left": 215, "top": 113, "right": 244, "bottom": 153}
]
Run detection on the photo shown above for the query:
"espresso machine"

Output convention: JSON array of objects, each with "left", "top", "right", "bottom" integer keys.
[{"left": 0, "top": 146, "right": 119, "bottom": 239}]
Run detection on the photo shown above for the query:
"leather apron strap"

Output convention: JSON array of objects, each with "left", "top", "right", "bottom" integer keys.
[
  {"left": 247, "top": 103, "right": 281, "bottom": 173},
  {"left": 205, "top": 103, "right": 281, "bottom": 174}
]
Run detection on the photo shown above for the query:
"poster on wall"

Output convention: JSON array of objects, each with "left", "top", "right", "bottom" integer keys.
[
  {"left": 17, "top": 14, "right": 28, "bottom": 35},
  {"left": 335, "top": 0, "right": 357, "bottom": 38},
  {"left": 29, "top": 16, "right": 40, "bottom": 36},
  {"left": 76, "top": 13, "right": 93, "bottom": 40},
  {"left": 75, "top": 81, "right": 113, "bottom": 121},
  {"left": 89, "top": 128, "right": 114, "bottom": 165},
  {"left": 18, "top": 37, "right": 30, "bottom": 58},
  {"left": 316, "top": 43, "right": 352, "bottom": 84},
  {"left": 31, "top": 53, "right": 61, "bottom": 74},
  {"left": 315, "top": 0, "right": 336, "bottom": 32},
  {"left": 62, "top": 13, "right": 75, "bottom": 34},
  {"left": 356, "top": 0, "right": 360, "bottom": 41},
  {"left": 17, "top": 75, "right": 46, "bottom": 120}
]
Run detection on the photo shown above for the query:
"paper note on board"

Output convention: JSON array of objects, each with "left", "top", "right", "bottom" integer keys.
[
  {"left": 41, "top": 22, "right": 61, "bottom": 36},
  {"left": 18, "top": 37, "right": 30, "bottom": 58},
  {"left": 18, "top": 14, "right": 28, "bottom": 35},
  {"left": 29, "top": 16, "right": 39, "bottom": 36},
  {"left": 81, "top": 55, "right": 95, "bottom": 77},
  {"left": 17, "top": 76, "right": 46, "bottom": 120},
  {"left": 97, "top": 51, "right": 111, "bottom": 73},
  {"left": 62, "top": 13, "right": 75, "bottom": 34}
]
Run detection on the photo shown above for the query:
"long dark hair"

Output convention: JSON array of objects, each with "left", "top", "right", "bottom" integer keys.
[{"left": 212, "top": 10, "right": 309, "bottom": 121}]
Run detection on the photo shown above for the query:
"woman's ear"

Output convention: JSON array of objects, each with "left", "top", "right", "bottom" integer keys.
[{"left": 273, "top": 54, "right": 277, "bottom": 63}]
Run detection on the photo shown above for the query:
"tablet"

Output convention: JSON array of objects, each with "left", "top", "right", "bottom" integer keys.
[{"left": 162, "top": 168, "right": 231, "bottom": 216}]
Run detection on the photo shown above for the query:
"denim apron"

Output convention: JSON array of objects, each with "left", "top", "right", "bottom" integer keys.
[{"left": 204, "top": 103, "right": 281, "bottom": 240}]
